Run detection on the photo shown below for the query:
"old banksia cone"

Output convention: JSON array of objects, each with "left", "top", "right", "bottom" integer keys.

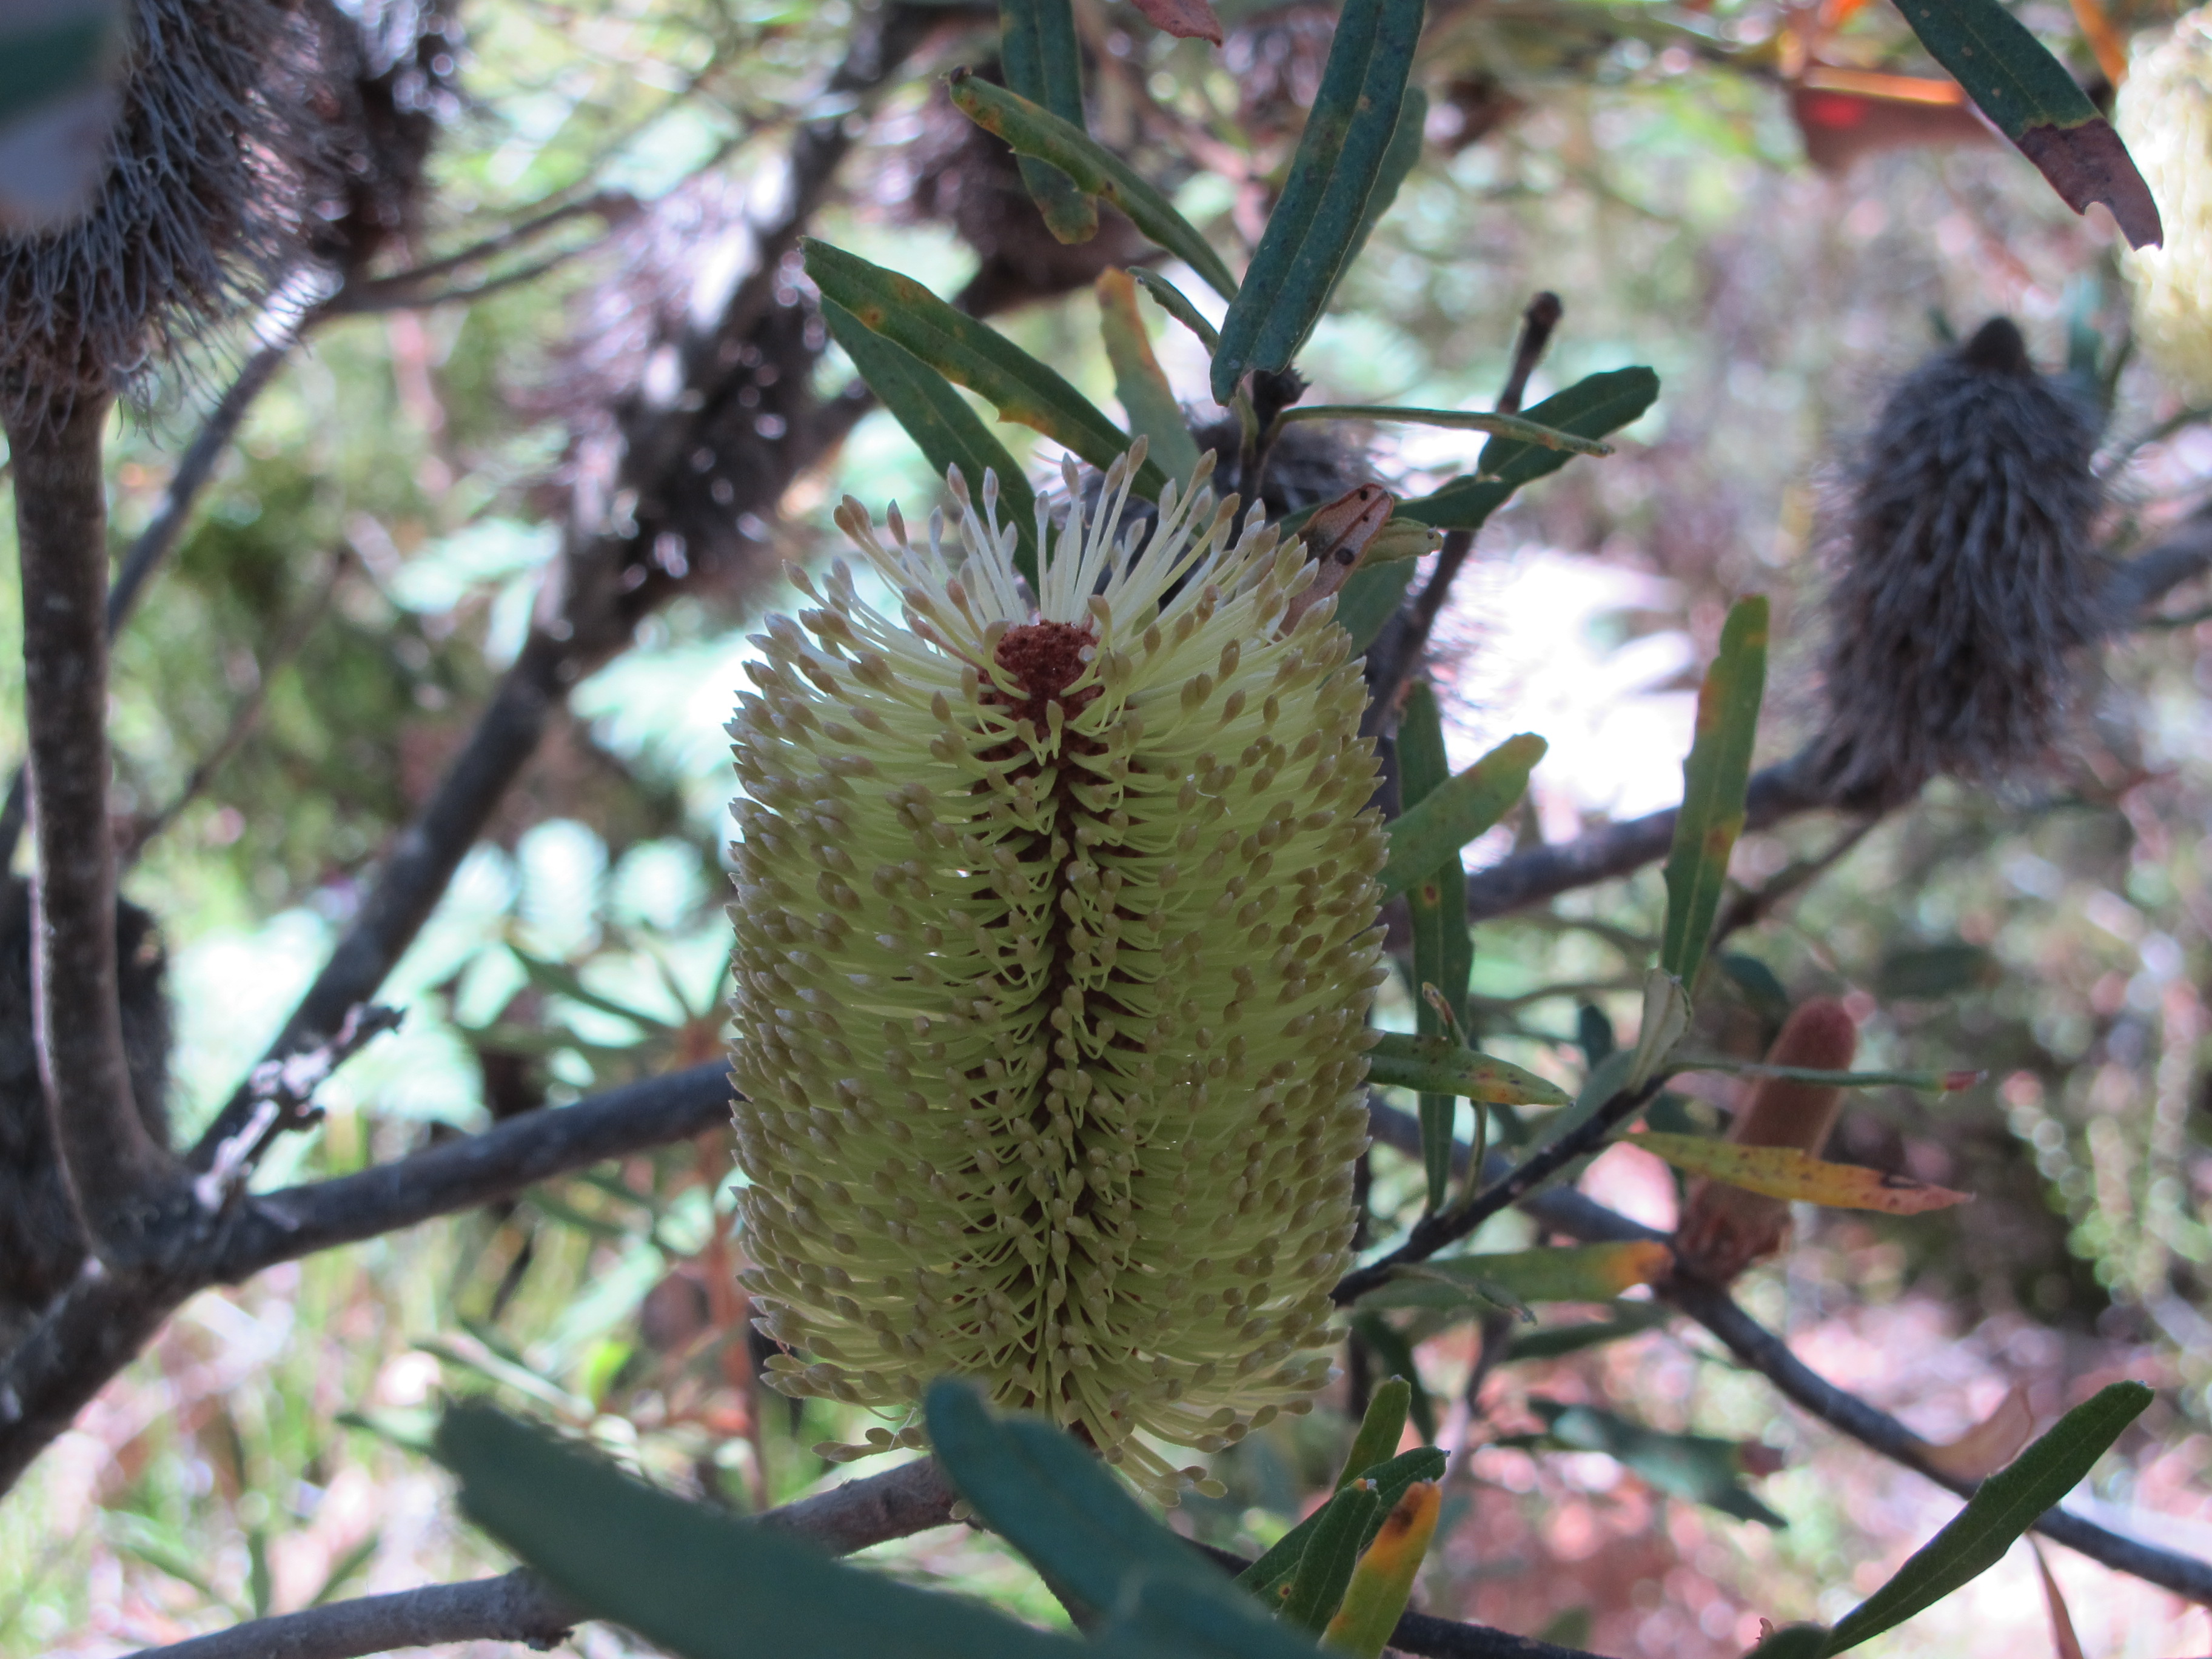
[
  {"left": 728, "top": 447, "right": 1389, "bottom": 1497},
  {"left": 1813, "top": 318, "right": 2100, "bottom": 810}
]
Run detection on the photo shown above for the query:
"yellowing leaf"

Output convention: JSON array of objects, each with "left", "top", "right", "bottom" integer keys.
[
  {"left": 1632, "top": 1132, "right": 1974, "bottom": 1215},
  {"left": 1322, "top": 1482, "right": 1440, "bottom": 1659}
]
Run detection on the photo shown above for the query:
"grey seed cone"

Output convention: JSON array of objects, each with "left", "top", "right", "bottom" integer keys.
[
  {"left": 0, "top": 0, "right": 319, "bottom": 412},
  {"left": 1813, "top": 318, "right": 2103, "bottom": 811}
]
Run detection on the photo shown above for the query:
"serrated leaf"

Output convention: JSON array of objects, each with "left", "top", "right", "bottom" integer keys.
[
  {"left": 438, "top": 1401, "right": 1077, "bottom": 1659},
  {"left": 1533, "top": 1401, "right": 1786, "bottom": 1527},
  {"left": 1397, "top": 368, "right": 1658, "bottom": 530},
  {"left": 1281, "top": 1481, "right": 1384, "bottom": 1631},
  {"left": 1098, "top": 270, "right": 1204, "bottom": 484},
  {"left": 1360, "top": 1242, "right": 1675, "bottom": 1313},
  {"left": 1822, "top": 1382, "right": 2153, "bottom": 1653},
  {"left": 923, "top": 1380, "right": 1227, "bottom": 1617},
  {"left": 1336, "top": 1378, "right": 1412, "bottom": 1492},
  {"left": 998, "top": 0, "right": 1096, "bottom": 241},
  {"left": 953, "top": 74, "right": 1237, "bottom": 299},
  {"left": 1210, "top": 0, "right": 1425, "bottom": 402},
  {"left": 1399, "top": 682, "right": 1472, "bottom": 1213},
  {"left": 1238, "top": 1446, "right": 1447, "bottom": 1598},
  {"left": 1321, "top": 1483, "right": 1439, "bottom": 1659},
  {"left": 822, "top": 298, "right": 1041, "bottom": 583},
  {"left": 1892, "top": 0, "right": 2159, "bottom": 247},
  {"left": 1366, "top": 1031, "right": 1570, "bottom": 1107},
  {"left": 1658, "top": 595, "right": 1767, "bottom": 991},
  {"left": 804, "top": 240, "right": 1167, "bottom": 500},
  {"left": 1632, "top": 1131, "right": 1974, "bottom": 1215},
  {"left": 1379, "top": 732, "right": 1545, "bottom": 900}
]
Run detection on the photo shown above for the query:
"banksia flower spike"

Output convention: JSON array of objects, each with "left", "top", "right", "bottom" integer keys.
[
  {"left": 728, "top": 446, "right": 1389, "bottom": 1498},
  {"left": 2119, "top": 11, "right": 2212, "bottom": 401},
  {"left": 1812, "top": 318, "right": 2102, "bottom": 810}
]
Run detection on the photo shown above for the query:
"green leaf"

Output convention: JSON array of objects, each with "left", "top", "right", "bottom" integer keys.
[
  {"left": 1210, "top": 0, "right": 1425, "bottom": 403},
  {"left": 1366, "top": 1031, "right": 1570, "bottom": 1107},
  {"left": 951, "top": 73, "right": 1238, "bottom": 300},
  {"left": 1671, "top": 1056, "right": 1983, "bottom": 1093},
  {"left": 1335, "top": 561, "right": 1412, "bottom": 654},
  {"left": 1398, "top": 682, "right": 1471, "bottom": 1213},
  {"left": 822, "top": 297, "right": 1042, "bottom": 584},
  {"left": 1350, "top": 1318, "right": 1437, "bottom": 1444},
  {"left": 1503, "top": 1305, "right": 1671, "bottom": 1364},
  {"left": 1822, "top": 1382, "right": 2153, "bottom": 1654},
  {"left": 1397, "top": 368, "right": 1658, "bottom": 531},
  {"left": 1098, "top": 270, "right": 1204, "bottom": 484},
  {"left": 997, "top": 0, "right": 1098, "bottom": 241},
  {"left": 1282, "top": 404, "right": 1614, "bottom": 456},
  {"left": 1359, "top": 1241, "right": 1677, "bottom": 1314},
  {"left": 1658, "top": 595, "right": 1768, "bottom": 991},
  {"left": 923, "top": 1379, "right": 1227, "bottom": 1617},
  {"left": 247, "top": 1527, "right": 273, "bottom": 1619},
  {"left": 1891, "top": 0, "right": 2159, "bottom": 249},
  {"left": 803, "top": 240, "right": 1168, "bottom": 500},
  {"left": 1104, "top": 1575, "right": 1335, "bottom": 1659},
  {"left": 1336, "top": 1376, "right": 1412, "bottom": 1492},
  {"left": 1132, "top": 269, "right": 1222, "bottom": 352},
  {"left": 1532, "top": 1401, "right": 1786, "bottom": 1528},
  {"left": 1279, "top": 1481, "right": 1383, "bottom": 1631},
  {"left": 1717, "top": 951, "right": 1791, "bottom": 1024},
  {"left": 1379, "top": 732, "right": 1545, "bottom": 901},
  {"left": 437, "top": 1401, "right": 1079, "bottom": 1659},
  {"left": 1334, "top": 84, "right": 1426, "bottom": 295},
  {"left": 1237, "top": 1446, "right": 1447, "bottom": 1597}
]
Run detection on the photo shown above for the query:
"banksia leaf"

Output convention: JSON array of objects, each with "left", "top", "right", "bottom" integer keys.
[
  {"left": 1321, "top": 1480, "right": 1439, "bottom": 1658},
  {"left": 729, "top": 448, "right": 1389, "bottom": 1499}
]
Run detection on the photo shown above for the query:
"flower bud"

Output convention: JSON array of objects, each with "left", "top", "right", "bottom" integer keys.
[{"left": 728, "top": 450, "right": 1387, "bottom": 1497}]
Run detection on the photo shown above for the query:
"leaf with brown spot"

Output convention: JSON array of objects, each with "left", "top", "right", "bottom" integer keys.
[{"left": 1633, "top": 1131, "right": 1974, "bottom": 1215}]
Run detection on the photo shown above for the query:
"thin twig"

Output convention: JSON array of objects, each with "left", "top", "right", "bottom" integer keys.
[
  {"left": 1709, "top": 817, "right": 1875, "bottom": 947},
  {"left": 337, "top": 189, "right": 640, "bottom": 301},
  {"left": 1332, "top": 1076, "right": 1668, "bottom": 1304},
  {"left": 6, "top": 389, "right": 178, "bottom": 1262},
  {"left": 1495, "top": 291, "right": 1563, "bottom": 415},
  {"left": 122, "top": 548, "right": 348, "bottom": 871}
]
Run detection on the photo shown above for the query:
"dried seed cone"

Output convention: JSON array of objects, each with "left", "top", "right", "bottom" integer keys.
[
  {"left": 728, "top": 448, "right": 1387, "bottom": 1498},
  {"left": 1812, "top": 318, "right": 2101, "bottom": 810},
  {"left": 2118, "top": 11, "right": 2212, "bottom": 401}
]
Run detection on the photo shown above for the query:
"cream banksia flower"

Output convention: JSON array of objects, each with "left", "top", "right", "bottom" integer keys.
[
  {"left": 2119, "top": 10, "right": 2212, "bottom": 401},
  {"left": 728, "top": 445, "right": 1387, "bottom": 1498}
]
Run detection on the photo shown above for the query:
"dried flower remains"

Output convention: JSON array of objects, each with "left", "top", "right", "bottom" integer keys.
[{"left": 728, "top": 447, "right": 1387, "bottom": 1498}]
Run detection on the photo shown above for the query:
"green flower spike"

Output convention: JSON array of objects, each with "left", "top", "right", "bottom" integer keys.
[{"left": 728, "top": 443, "right": 1388, "bottom": 1500}]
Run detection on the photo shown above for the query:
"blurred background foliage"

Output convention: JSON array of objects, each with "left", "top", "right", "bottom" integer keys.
[{"left": 4, "top": 0, "right": 2211, "bottom": 1652}]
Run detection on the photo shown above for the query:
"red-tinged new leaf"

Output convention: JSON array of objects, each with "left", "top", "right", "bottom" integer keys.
[{"left": 1633, "top": 1131, "right": 1974, "bottom": 1215}]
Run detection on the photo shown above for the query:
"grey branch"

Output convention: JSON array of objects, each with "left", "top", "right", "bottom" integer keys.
[
  {"left": 6, "top": 388, "right": 179, "bottom": 1262},
  {"left": 123, "top": 1458, "right": 957, "bottom": 1659}
]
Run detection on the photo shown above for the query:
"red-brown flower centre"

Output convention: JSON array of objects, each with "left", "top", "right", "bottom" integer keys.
[{"left": 991, "top": 620, "right": 1098, "bottom": 729}]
